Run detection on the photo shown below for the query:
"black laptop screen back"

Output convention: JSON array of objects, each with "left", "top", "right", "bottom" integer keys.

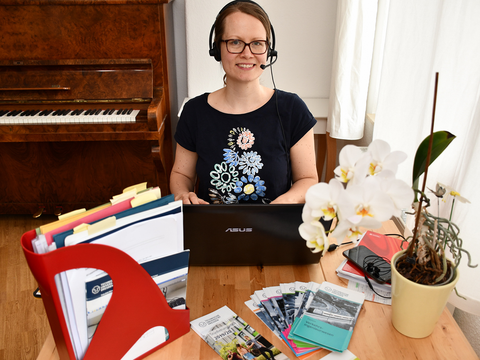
[{"left": 183, "top": 204, "right": 332, "bottom": 266}]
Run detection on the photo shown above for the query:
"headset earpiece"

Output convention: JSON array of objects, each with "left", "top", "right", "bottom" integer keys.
[{"left": 209, "top": 43, "right": 222, "bottom": 62}]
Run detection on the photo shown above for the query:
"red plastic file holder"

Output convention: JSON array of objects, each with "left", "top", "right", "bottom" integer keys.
[{"left": 21, "top": 229, "right": 190, "bottom": 360}]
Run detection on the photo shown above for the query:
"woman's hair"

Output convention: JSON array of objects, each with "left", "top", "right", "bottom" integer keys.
[{"left": 214, "top": 1, "right": 271, "bottom": 47}]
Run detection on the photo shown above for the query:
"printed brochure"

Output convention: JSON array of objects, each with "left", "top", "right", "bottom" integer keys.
[
  {"left": 191, "top": 305, "right": 289, "bottom": 360},
  {"left": 288, "top": 282, "right": 365, "bottom": 352}
]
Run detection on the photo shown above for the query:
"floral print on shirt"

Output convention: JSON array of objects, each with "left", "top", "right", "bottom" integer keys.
[{"left": 209, "top": 127, "right": 267, "bottom": 203}]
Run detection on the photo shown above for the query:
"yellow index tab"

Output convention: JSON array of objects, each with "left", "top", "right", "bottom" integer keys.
[
  {"left": 88, "top": 216, "right": 116, "bottom": 236},
  {"left": 149, "top": 187, "right": 161, "bottom": 199},
  {"left": 131, "top": 192, "right": 158, "bottom": 207},
  {"left": 58, "top": 208, "right": 86, "bottom": 221},
  {"left": 73, "top": 223, "right": 89, "bottom": 234},
  {"left": 111, "top": 189, "right": 137, "bottom": 205},
  {"left": 123, "top": 182, "right": 147, "bottom": 194}
]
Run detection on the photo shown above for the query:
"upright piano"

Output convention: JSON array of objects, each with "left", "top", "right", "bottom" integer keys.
[{"left": 0, "top": 0, "right": 174, "bottom": 215}]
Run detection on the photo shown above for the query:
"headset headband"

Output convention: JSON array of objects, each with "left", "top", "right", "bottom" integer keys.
[{"left": 208, "top": 0, "right": 277, "bottom": 62}]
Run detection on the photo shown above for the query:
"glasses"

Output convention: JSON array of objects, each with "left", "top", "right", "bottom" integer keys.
[{"left": 222, "top": 39, "right": 268, "bottom": 55}]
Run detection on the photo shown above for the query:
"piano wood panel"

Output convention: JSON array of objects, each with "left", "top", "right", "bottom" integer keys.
[
  {"left": 0, "top": 141, "right": 163, "bottom": 215},
  {"left": 0, "top": 60, "right": 154, "bottom": 101},
  {"left": 0, "top": 4, "right": 167, "bottom": 88}
]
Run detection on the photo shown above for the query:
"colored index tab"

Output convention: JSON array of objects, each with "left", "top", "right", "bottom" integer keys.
[
  {"left": 58, "top": 208, "right": 86, "bottom": 221},
  {"left": 73, "top": 223, "right": 90, "bottom": 234},
  {"left": 123, "top": 182, "right": 147, "bottom": 194},
  {"left": 111, "top": 189, "right": 137, "bottom": 205},
  {"left": 131, "top": 192, "right": 158, "bottom": 208},
  {"left": 88, "top": 216, "right": 116, "bottom": 236}
]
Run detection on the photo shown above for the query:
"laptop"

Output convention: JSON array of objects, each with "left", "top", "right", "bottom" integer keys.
[{"left": 183, "top": 204, "right": 332, "bottom": 266}]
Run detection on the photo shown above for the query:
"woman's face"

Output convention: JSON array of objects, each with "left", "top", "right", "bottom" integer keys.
[{"left": 220, "top": 11, "right": 268, "bottom": 85}]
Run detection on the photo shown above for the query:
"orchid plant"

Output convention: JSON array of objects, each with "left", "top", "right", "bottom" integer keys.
[{"left": 299, "top": 139, "right": 414, "bottom": 255}]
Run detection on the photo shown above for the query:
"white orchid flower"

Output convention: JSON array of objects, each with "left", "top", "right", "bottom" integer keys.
[
  {"left": 298, "top": 220, "right": 329, "bottom": 255},
  {"left": 437, "top": 182, "right": 471, "bottom": 204},
  {"left": 305, "top": 179, "right": 352, "bottom": 221},
  {"left": 344, "top": 176, "right": 395, "bottom": 224},
  {"left": 366, "top": 139, "right": 407, "bottom": 176},
  {"left": 334, "top": 145, "right": 368, "bottom": 184},
  {"left": 376, "top": 170, "right": 415, "bottom": 216},
  {"left": 330, "top": 217, "right": 366, "bottom": 242}
]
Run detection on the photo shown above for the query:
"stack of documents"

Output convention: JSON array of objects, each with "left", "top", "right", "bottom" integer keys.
[
  {"left": 245, "top": 281, "right": 364, "bottom": 356},
  {"left": 30, "top": 183, "right": 189, "bottom": 360},
  {"left": 336, "top": 231, "right": 407, "bottom": 304}
]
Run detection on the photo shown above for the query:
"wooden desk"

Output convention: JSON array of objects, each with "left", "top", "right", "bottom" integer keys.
[{"left": 36, "top": 221, "right": 478, "bottom": 360}]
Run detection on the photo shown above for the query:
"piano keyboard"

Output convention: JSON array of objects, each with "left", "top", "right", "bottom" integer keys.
[{"left": 0, "top": 108, "right": 140, "bottom": 125}]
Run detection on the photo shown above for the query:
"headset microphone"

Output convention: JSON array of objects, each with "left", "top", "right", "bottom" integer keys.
[{"left": 260, "top": 53, "right": 277, "bottom": 70}]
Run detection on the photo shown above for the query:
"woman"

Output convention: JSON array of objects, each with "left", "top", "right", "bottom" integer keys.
[
  {"left": 227, "top": 349, "right": 243, "bottom": 360},
  {"left": 171, "top": 0, "right": 318, "bottom": 204},
  {"left": 236, "top": 344, "right": 256, "bottom": 360}
]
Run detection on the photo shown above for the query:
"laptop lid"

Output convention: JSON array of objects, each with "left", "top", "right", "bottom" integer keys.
[{"left": 183, "top": 204, "right": 332, "bottom": 266}]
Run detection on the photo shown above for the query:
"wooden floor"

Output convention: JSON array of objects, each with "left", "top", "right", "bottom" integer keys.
[{"left": 0, "top": 214, "right": 56, "bottom": 360}]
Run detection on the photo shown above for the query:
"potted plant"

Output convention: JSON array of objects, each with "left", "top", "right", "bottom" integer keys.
[
  {"left": 299, "top": 74, "right": 477, "bottom": 339},
  {"left": 390, "top": 130, "right": 477, "bottom": 338}
]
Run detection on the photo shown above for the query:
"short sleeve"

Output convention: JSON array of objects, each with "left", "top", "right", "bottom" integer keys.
[{"left": 174, "top": 94, "right": 208, "bottom": 152}]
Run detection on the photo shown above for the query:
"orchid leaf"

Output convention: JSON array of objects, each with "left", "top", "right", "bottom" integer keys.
[{"left": 412, "top": 131, "right": 456, "bottom": 192}]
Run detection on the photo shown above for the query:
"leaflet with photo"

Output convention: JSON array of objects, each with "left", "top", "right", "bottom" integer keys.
[
  {"left": 293, "top": 281, "right": 309, "bottom": 318},
  {"left": 191, "top": 305, "right": 289, "bottom": 360},
  {"left": 264, "top": 286, "right": 288, "bottom": 329},
  {"left": 295, "top": 282, "right": 321, "bottom": 320},
  {"left": 250, "top": 294, "right": 281, "bottom": 337},
  {"left": 288, "top": 282, "right": 365, "bottom": 352},
  {"left": 244, "top": 299, "right": 281, "bottom": 339},
  {"left": 254, "top": 289, "right": 287, "bottom": 334},
  {"left": 279, "top": 283, "right": 296, "bottom": 326}
]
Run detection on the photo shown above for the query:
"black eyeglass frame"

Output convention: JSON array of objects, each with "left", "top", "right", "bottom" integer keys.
[{"left": 221, "top": 39, "right": 269, "bottom": 55}]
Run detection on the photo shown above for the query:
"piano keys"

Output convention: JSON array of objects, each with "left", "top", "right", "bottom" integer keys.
[{"left": 0, "top": 108, "right": 140, "bottom": 125}]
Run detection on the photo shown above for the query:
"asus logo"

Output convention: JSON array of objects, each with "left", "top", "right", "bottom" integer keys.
[{"left": 225, "top": 228, "right": 253, "bottom": 232}]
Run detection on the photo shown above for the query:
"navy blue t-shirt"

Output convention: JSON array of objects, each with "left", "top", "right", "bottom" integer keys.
[{"left": 174, "top": 89, "right": 316, "bottom": 203}]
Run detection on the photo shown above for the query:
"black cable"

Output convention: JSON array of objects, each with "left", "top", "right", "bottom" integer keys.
[
  {"left": 328, "top": 241, "right": 353, "bottom": 252},
  {"left": 384, "top": 233, "right": 406, "bottom": 240},
  {"left": 270, "top": 60, "right": 292, "bottom": 186},
  {"left": 363, "top": 275, "right": 391, "bottom": 299}
]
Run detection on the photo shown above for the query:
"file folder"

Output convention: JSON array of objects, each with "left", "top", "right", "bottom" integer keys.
[{"left": 21, "top": 229, "right": 190, "bottom": 360}]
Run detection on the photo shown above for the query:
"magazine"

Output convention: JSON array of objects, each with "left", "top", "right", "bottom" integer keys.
[
  {"left": 264, "top": 286, "right": 288, "bottom": 329},
  {"left": 246, "top": 297, "right": 279, "bottom": 338},
  {"left": 279, "top": 283, "right": 296, "bottom": 326},
  {"left": 254, "top": 289, "right": 287, "bottom": 334},
  {"left": 288, "top": 282, "right": 365, "bottom": 352},
  {"left": 191, "top": 305, "right": 289, "bottom": 360},
  {"left": 293, "top": 281, "right": 309, "bottom": 318}
]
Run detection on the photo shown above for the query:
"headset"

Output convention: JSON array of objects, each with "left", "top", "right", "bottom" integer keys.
[{"left": 208, "top": 0, "right": 278, "bottom": 69}]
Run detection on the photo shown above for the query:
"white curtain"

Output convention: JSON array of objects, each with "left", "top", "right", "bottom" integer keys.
[
  {"left": 372, "top": 0, "right": 480, "bottom": 314},
  {"left": 327, "top": 0, "right": 378, "bottom": 140}
]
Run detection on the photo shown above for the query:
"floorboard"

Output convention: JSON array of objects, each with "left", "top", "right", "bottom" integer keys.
[{"left": 0, "top": 214, "right": 56, "bottom": 360}]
